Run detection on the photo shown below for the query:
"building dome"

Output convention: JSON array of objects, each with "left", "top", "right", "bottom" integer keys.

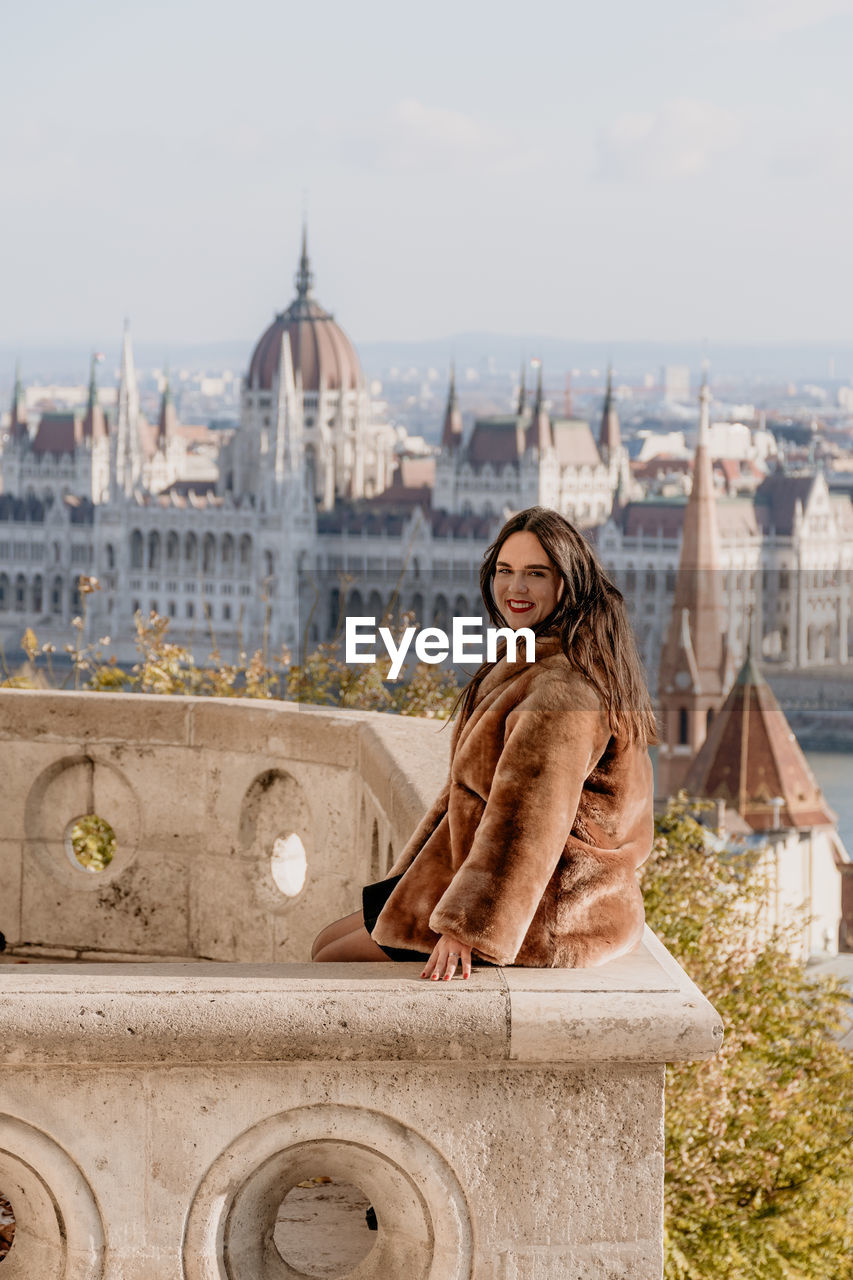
[{"left": 247, "top": 233, "right": 363, "bottom": 394}]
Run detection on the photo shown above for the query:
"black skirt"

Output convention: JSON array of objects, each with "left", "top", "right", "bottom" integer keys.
[
  {"left": 362, "top": 874, "right": 432, "bottom": 962},
  {"left": 362, "top": 873, "right": 495, "bottom": 965}
]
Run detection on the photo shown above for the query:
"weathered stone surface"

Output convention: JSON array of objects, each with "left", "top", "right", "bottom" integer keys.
[
  {"left": 0, "top": 689, "right": 723, "bottom": 1279},
  {"left": 0, "top": 943, "right": 720, "bottom": 1066},
  {"left": 0, "top": 690, "right": 436, "bottom": 958}
]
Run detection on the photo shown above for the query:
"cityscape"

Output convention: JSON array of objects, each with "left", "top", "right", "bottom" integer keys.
[{"left": 3, "top": 2, "right": 853, "bottom": 1276}]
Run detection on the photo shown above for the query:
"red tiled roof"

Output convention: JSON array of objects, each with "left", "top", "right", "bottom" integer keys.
[
  {"left": 32, "top": 412, "right": 81, "bottom": 454},
  {"left": 466, "top": 418, "right": 523, "bottom": 467},
  {"left": 684, "top": 651, "right": 836, "bottom": 831}
]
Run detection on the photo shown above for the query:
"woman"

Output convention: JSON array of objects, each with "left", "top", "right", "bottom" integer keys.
[{"left": 312, "top": 506, "right": 657, "bottom": 980}]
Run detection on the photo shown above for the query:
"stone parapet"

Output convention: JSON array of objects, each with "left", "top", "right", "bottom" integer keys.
[
  {"left": 0, "top": 689, "right": 449, "bottom": 962},
  {"left": 1, "top": 948, "right": 720, "bottom": 1280},
  {"left": 0, "top": 689, "right": 722, "bottom": 1279}
]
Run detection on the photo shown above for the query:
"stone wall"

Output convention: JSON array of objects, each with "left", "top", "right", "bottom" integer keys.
[
  {"left": 0, "top": 689, "right": 449, "bottom": 962},
  {"left": 0, "top": 690, "right": 722, "bottom": 1279},
  {"left": 0, "top": 939, "right": 721, "bottom": 1280}
]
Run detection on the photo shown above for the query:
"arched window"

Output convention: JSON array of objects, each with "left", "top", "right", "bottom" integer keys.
[
  {"left": 223, "top": 603, "right": 232, "bottom": 621},
  {"left": 148, "top": 530, "right": 161, "bottom": 570},
  {"left": 184, "top": 532, "right": 198, "bottom": 570},
  {"left": 367, "top": 590, "right": 383, "bottom": 622},
  {"left": 239, "top": 534, "right": 252, "bottom": 569},
  {"left": 130, "top": 529, "right": 143, "bottom": 569},
  {"left": 411, "top": 592, "right": 424, "bottom": 624},
  {"left": 202, "top": 533, "right": 216, "bottom": 574},
  {"left": 645, "top": 568, "right": 656, "bottom": 592},
  {"left": 166, "top": 532, "right": 179, "bottom": 566},
  {"left": 105, "top": 543, "right": 115, "bottom": 570},
  {"left": 14, "top": 573, "right": 27, "bottom": 612},
  {"left": 678, "top": 707, "right": 689, "bottom": 746},
  {"left": 454, "top": 594, "right": 468, "bottom": 616},
  {"left": 348, "top": 589, "right": 364, "bottom": 616},
  {"left": 264, "top": 549, "right": 274, "bottom": 578},
  {"left": 0, "top": 573, "right": 9, "bottom": 611},
  {"left": 433, "top": 594, "right": 449, "bottom": 630},
  {"left": 53, "top": 541, "right": 62, "bottom": 565},
  {"left": 186, "top": 601, "right": 195, "bottom": 619},
  {"left": 51, "top": 576, "right": 63, "bottom": 613},
  {"left": 221, "top": 534, "right": 234, "bottom": 571},
  {"left": 32, "top": 575, "right": 43, "bottom": 613},
  {"left": 71, "top": 580, "right": 82, "bottom": 614},
  {"left": 328, "top": 587, "right": 341, "bottom": 637}
]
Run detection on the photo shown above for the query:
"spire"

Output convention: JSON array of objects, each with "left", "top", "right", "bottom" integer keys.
[
  {"left": 698, "top": 364, "right": 711, "bottom": 447},
  {"left": 9, "top": 360, "right": 27, "bottom": 439},
  {"left": 294, "top": 222, "right": 314, "bottom": 302},
  {"left": 112, "top": 320, "right": 141, "bottom": 498},
  {"left": 656, "top": 370, "right": 727, "bottom": 796},
  {"left": 157, "top": 366, "right": 177, "bottom": 449},
  {"left": 598, "top": 365, "right": 621, "bottom": 463},
  {"left": 441, "top": 363, "right": 463, "bottom": 451},
  {"left": 517, "top": 360, "right": 527, "bottom": 415},
  {"left": 82, "top": 353, "right": 107, "bottom": 441},
  {"left": 525, "top": 362, "right": 552, "bottom": 452},
  {"left": 273, "top": 329, "right": 301, "bottom": 491},
  {"left": 684, "top": 646, "right": 836, "bottom": 831}
]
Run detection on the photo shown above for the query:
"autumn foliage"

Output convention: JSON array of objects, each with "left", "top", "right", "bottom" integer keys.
[{"left": 644, "top": 799, "right": 853, "bottom": 1279}]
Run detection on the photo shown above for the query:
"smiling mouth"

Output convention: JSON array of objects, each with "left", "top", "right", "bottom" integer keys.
[{"left": 506, "top": 599, "right": 535, "bottom": 612}]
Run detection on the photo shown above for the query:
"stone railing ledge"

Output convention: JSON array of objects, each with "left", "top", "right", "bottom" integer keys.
[{"left": 0, "top": 929, "right": 721, "bottom": 1067}]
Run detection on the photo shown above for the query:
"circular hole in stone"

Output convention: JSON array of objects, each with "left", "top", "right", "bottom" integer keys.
[
  {"left": 270, "top": 833, "right": 307, "bottom": 897},
  {"left": 0, "top": 1192, "right": 15, "bottom": 1264},
  {"left": 274, "top": 1177, "right": 375, "bottom": 1278},
  {"left": 66, "top": 813, "right": 117, "bottom": 873}
]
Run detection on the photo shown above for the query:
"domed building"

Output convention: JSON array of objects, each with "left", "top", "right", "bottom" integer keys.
[{"left": 225, "top": 230, "right": 396, "bottom": 509}]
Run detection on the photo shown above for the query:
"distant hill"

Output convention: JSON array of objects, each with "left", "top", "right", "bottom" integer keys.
[{"left": 2, "top": 335, "right": 852, "bottom": 386}]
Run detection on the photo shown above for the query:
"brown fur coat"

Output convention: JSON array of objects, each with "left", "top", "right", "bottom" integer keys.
[{"left": 371, "top": 635, "right": 654, "bottom": 967}]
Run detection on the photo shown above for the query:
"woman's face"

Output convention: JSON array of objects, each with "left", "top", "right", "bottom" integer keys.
[{"left": 492, "top": 530, "right": 564, "bottom": 630}]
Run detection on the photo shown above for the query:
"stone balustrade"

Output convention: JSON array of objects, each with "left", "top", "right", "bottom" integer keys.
[
  {"left": 0, "top": 688, "right": 449, "bottom": 962},
  {"left": 0, "top": 689, "right": 722, "bottom": 1280}
]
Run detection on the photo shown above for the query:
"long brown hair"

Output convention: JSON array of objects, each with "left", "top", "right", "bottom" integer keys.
[{"left": 459, "top": 506, "right": 658, "bottom": 746}]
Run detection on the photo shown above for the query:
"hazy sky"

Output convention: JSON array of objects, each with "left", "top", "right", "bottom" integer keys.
[{"left": 2, "top": 0, "right": 853, "bottom": 349}]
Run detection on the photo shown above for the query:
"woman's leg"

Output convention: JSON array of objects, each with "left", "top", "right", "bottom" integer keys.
[
  {"left": 311, "top": 909, "right": 364, "bottom": 960},
  {"left": 313, "top": 924, "right": 388, "bottom": 962}
]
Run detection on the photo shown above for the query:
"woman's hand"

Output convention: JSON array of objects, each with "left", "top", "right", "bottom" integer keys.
[{"left": 421, "top": 932, "right": 472, "bottom": 981}]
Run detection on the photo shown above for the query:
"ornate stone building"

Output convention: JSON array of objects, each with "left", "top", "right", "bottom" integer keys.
[{"left": 433, "top": 364, "right": 629, "bottom": 526}]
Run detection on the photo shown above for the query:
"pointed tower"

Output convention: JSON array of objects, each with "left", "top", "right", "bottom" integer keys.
[
  {"left": 441, "top": 364, "right": 463, "bottom": 452},
  {"left": 82, "top": 354, "right": 107, "bottom": 441},
  {"left": 273, "top": 330, "right": 302, "bottom": 494},
  {"left": 657, "top": 372, "right": 727, "bottom": 797},
  {"left": 517, "top": 360, "right": 527, "bottom": 415},
  {"left": 684, "top": 636, "right": 836, "bottom": 830},
  {"left": 598, "top": 366, "right": 621, "bottom": 464},
  {"left": 111, "top": 321, "right": 141, "bottom": 498},
  {"left": 9, "top": 361, "right": 27, "bottom": 440},
  {"left": 525, "top": 364, "right": 552, "bottom": 452},
  {"left": 157, "top": 368, "right": 178, "bottom": 451},
  {"left": 294, "top": 222, "right": 313, "bottom": 306}
]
